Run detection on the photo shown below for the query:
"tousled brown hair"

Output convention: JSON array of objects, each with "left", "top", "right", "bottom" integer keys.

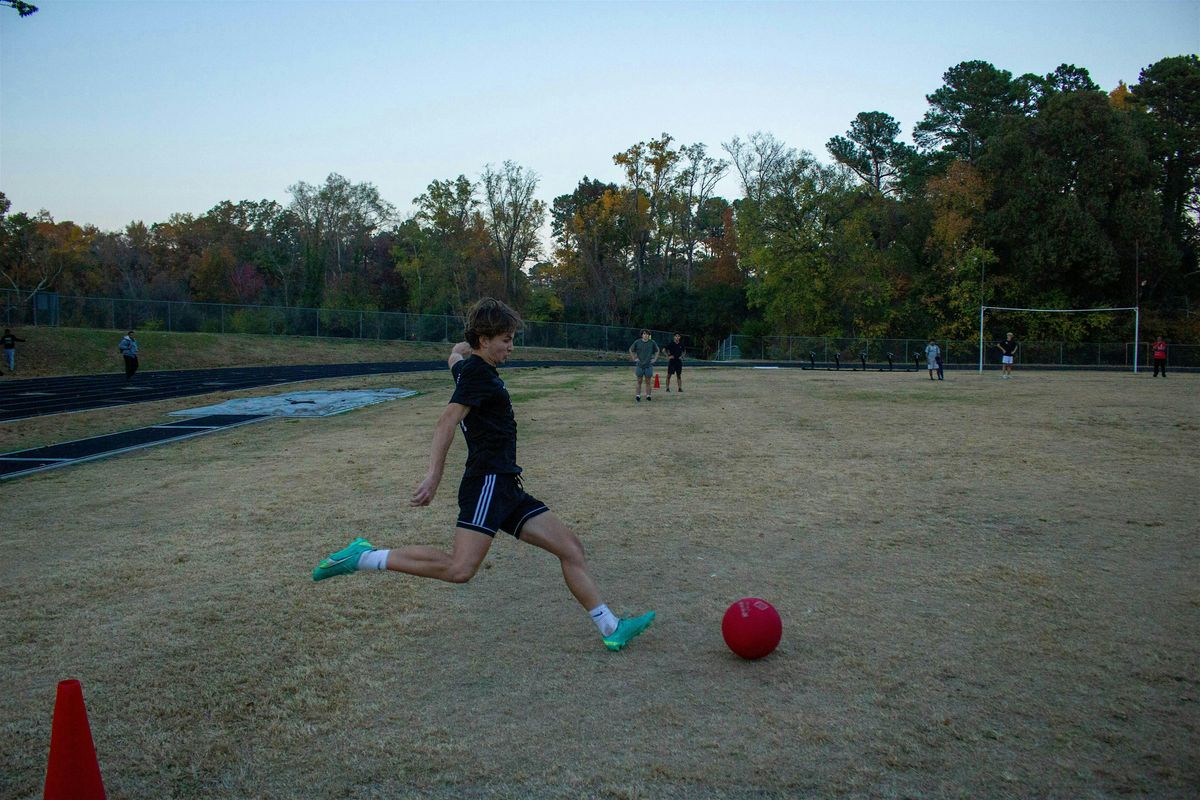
[{"left": 465, "top": 297, "right": 521, "bottom": 348}]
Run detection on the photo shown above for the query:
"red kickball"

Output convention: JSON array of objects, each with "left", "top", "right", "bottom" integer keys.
[{"left": 722, "top": 598, "right": 782, "bottom": 660}]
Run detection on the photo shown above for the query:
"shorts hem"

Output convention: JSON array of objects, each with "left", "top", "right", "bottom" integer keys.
[
  {"left": 512, "top": 506, "right": 550, "bottom": 538},
  {"left": 456, "top": 521, "right": 497, "bottom": 537}
]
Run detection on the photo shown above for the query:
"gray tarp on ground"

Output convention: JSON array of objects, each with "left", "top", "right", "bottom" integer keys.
[{"left": 169, "top": 389, "right": 417, "bottom": 418}]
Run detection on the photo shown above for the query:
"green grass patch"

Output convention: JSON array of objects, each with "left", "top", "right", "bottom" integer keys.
[{"left": 1, "top": 327, "right": 625, "bottom": 378}]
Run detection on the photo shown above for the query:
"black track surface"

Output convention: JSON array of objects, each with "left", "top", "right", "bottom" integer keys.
[
  {"left": 0, "top": 360, "right": 624, "bottom": 423},
  {"left": 0, "top": 413, "right": 269, "bottom": 480}
]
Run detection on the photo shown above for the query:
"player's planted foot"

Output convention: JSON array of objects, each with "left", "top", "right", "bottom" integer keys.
[
  {"left": 604, "top": 611, "right": 656, "bottom": 651},
  {"left": 312, "top": 537, "right": 374, "bottom": 581},
  {"left": 636, "top": 395, "right": 641, "bottom": 402}
]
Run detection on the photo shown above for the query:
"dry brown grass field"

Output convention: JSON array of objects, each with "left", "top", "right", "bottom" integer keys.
[{"left": 1, "top": 365, "right": 1197, "bottom": 799}]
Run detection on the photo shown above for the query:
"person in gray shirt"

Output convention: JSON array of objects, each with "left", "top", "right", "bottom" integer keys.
[
  {"left": 924, "top": 338, "right": 942, "bottom": 381},
  {"left": 119, "top": 330, "right": 139, "bottom": 381},
  {"left": 628, "top": 330, "right": 659, "bottom": 402}
]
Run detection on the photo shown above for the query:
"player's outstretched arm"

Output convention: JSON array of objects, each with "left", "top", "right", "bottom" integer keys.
[
  {"left": 448, "top": 341, "right": 472, "bottom": 370},
  {"left": 411, "top": 402, "right": 471, "bottom": 506}
]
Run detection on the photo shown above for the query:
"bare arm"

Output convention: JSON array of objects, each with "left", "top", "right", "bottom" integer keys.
[
  {"left": 448, "top": 341, "right": 472, "bottom": 370},
  {"left": 410, "top": 402, "right": 471, "bottom": 507}
]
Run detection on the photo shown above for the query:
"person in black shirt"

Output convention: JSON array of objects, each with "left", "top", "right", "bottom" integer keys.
[
  {"left": 1, "top": 328, "right": 26, "bottom": 373},
  {"left": 664, "top": 333, "right": 685, "bottom": 392},
  {"left": 313, "top": 298, "right": 655, "bottom": 652},
  {"left": 995, "top": 332, "right": 1018, "bottom": 379}
]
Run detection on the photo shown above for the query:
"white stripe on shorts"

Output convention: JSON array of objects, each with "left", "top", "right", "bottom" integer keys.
[{"left": 472, "top": 474, "right": 496, "bottom": 528}]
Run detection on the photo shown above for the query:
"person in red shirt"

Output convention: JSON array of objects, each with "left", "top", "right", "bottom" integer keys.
[{"left": 1151, "top": 336, "right": 1168, "bottom": 378}]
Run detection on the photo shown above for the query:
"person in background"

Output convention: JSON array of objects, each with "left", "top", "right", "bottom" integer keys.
[
  {"left": 995, "top": 333, "right": 1018, "bottom": 379},
  {"left": 1151, "top": 336, "right": 1168, "bottom": 378},
  {"left": 925, "top": 338, "right": 942, "bottom": 381},
  {"left": 1, "top": 328, "right": 26, "bottom": 373},
  {"left": 664, "top": 333, "right": 685, "bottom": 392},
  {"left": 119, "top": 330, "right": 139, "bottom": 381},
  {"left": 628, "top": 330, "right": 659, "bottom": 402}
]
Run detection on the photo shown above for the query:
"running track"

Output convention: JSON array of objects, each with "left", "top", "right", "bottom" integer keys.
[{"left": 0, "top": 360, "right": 624, "bottom": 423}]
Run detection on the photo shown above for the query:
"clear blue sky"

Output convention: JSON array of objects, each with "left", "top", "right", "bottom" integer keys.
[{"left": 1, "top": 0, "right": 1196, "bottom": 232}]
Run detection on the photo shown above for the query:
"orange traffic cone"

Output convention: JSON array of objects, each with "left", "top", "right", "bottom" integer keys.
[
  {"left": 44, "top": 679, "right": 107, "bottom": 800},
  {"left": 653, "top": 373, "right": 660, "bottom": 389}
]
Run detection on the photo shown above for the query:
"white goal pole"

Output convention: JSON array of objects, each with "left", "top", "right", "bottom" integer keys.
[
  {"left": 977, "top": 305, "right": 1140, "bottom": 373},
  {"left": 1134, "top": 306, "right": 1140, "bottom": 374},
  {"left": 978, "top": 306, "right": 985, "bottom": 373}
]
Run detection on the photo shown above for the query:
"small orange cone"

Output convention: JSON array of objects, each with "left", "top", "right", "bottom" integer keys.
[
  {"left": 653, "top": 373, "right": 660, "bottom": 389},
  {"left": 44, "top": 679, "right": 107, "bottom": 800}
]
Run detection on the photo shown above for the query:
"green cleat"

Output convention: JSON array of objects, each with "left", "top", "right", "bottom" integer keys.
[
  {"left": 604, "top": 611, "right": 656, "bottom": 651},
  {"left": 312, "top": 537, "right": 374, "bottom": 582}
]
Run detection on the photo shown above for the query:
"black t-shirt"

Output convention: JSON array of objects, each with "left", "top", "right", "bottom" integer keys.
[
  {"left": 999, "top": 339, "right": 1018, "bottom": 356},
  {"left": 450, "top": 355, "right": 520, "bottom": 477},
  {"left": 1, "top": 334, "right": 18, "bottom": 349},
  {"left": 665, "top": 342, "right": 684, "bottom": 360}
]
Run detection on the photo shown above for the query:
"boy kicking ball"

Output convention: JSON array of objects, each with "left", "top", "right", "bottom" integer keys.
[{"left": 313, "top": 298, "right": 655, "bottom": 652}]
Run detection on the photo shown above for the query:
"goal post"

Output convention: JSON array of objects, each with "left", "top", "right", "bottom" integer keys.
[{"left": 978, "top": 305, "right": 1141, "bottom": 373}]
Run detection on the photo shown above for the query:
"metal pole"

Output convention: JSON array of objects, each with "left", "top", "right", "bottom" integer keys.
[
  {"left": 1134, "top": 308, "right": 1140, "bottom": 374},
  {"left": 978, "top": 306, "right": 985, "bottom": 372}
]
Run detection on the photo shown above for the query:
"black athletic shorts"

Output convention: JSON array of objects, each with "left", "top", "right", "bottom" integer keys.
[
  {"left": 457, "top": 473, "right": 549, "bottom": 538},
  {"left": 667, "top": 358, "right": 682, "bottom": 376}
]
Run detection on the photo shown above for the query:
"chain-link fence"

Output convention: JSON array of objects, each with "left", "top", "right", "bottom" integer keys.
[
  {"left": 5, "top": 291, "right": 1193, "bottom": 368},
  {"left": 0, "top": 291, "right": 675, "bottom": 356},
  {"left": 715, "top": 334, "right": 1200, "bottom": 369}
]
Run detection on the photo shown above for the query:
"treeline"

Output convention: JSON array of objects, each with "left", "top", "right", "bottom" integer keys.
[{"left": 2, "top": 56, "right": 1196, "bottom": 355}]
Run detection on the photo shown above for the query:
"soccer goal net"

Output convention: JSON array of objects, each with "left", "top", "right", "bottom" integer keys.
[{"left": 978, "top": 305, "right": 1141, "bottom": 372}]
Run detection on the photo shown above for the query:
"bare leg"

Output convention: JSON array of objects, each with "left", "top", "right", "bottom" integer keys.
[
  {"left": 517, "top": 511, "right": 602, "bottom": 610},
  {"left": 385, "top": 528, "right": 493, "bottom": 584}
]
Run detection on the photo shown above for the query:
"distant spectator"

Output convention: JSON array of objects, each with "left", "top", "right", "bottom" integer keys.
[
  {"left": 119, "top": 330, "right": 139, "bottom": 381},
  {"left": 628, "top": 330, "right": 659, "bottom": 402},
  {"left": 664, "top": 333, "right": 685, "bottom": 393},
  {"left": 1, "top": 328, "right": 26, "bottom": 373},
  {"left": 1152, "top": 336, "right": 1168, "bottom": 378},
  {"left": 995, "top": 332, "right": 1018, "bottom": 379},
  {"left": 924, "top": 338, "right": 941, "bottom": 381}
]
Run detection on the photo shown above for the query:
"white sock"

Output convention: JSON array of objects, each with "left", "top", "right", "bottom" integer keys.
[
  {"left": 589, "top": 604, "right": 619, "bottom": 637},
  {"left": 356, "top": 549, "right": 390, "bottom": 571}
]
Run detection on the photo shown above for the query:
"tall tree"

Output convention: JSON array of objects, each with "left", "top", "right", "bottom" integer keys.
[
  {"left": 722, "top": 131, "right": 796, "bottom": 205},
  {"left": 287, "top": 173, "right": 395, "bottom": 307},
  {"left": 550, "top": 178, "right": 630, "bottom": 323},
  {"left": 481, "top": 161, "right": 545, "bottom": 302},
  {"left": 981, "top": 88, "right": 1165, "bottom": 332},
  {"left": 826, "top": 111, "right": 916, "bottom": 195},
  {"left": 613, "top": 134, "right": 680, "bottom": 291},
  {"left": 915, "top": 60, "right": 1030, "bottom": 161},
  {"left": 402, "top": 176, "right": 494, "bottom": 313},
  {"left": 673, "top": 143, "right": 729, "bottom": 289},
  {"left": 1132, "top": 55, "right": 1200, "bottom": 275}
]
